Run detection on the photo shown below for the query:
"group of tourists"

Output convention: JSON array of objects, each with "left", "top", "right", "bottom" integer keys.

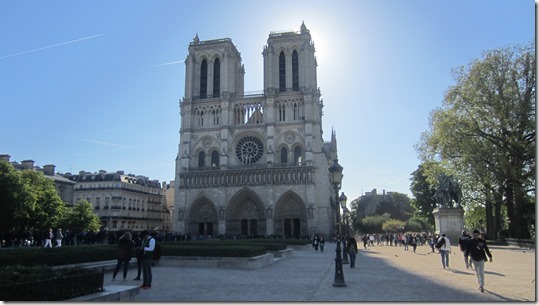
[{"left": 111, "top": 230, "right": 162, "bottom": 289}]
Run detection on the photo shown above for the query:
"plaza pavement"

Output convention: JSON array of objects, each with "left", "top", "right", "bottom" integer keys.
[{"left": 103, "top": 242, "right": 536, "bottom": 302}]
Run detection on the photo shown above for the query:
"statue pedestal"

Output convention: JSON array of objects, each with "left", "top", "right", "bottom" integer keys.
[{"left": 433, "top": 207, "right": 464, "bottom": 244}]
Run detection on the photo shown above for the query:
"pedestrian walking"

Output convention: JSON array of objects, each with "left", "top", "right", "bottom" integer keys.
[
  {"left": 436, "top": 233, "right": 451, "bottom": 269},
  {"left": 55, "top": 228, "right": 64, "bottom": 247},
  {"left": 112, "top": 232, "right": 133, "bottom": 281},
  {"left": 346, "top": 237, "right": 358, "bottom": 268},
  {"left": 362, "top": 234, "right": 368, "bottom": 249},
  {"left": 465, "top": 229, "right": 493, "bottom": 292},
  {"left": 410, "top": 234, "right": 418, "bottom": 253},
  {"left": 319, "top": 238, "right": 325, "bottom": 252},
  {"left": 313, "top": 235, "right": 320, "bottom": 252},
  {"left": 43, "top": 229, "right": 53, "bottom": 248},
  {"left": 458, "top": 230, "right": 473, "bottom": 269},
  {"left": 141, "top": 230, "right": 155, "bottom": 289}
]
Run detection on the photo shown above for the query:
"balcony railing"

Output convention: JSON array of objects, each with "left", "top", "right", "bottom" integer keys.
[{"left": 179, "top": 165, "right": 314, "bottom": 189}]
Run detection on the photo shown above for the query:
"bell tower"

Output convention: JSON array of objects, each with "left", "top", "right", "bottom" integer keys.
[
  {"left": 263, "top": 21, "right": 317, "bottom": 94},
  {"left": 184, "top": 34, "right": 245, "bottom": 101}
]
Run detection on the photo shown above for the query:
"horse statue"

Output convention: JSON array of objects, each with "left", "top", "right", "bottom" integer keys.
[{"left": 435, "top": 174, "right": 462, "bottom": 208}]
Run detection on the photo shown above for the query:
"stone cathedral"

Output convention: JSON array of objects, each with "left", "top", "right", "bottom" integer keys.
[{"left": 173, "top": 22, "right": 341, "bottom": 239}]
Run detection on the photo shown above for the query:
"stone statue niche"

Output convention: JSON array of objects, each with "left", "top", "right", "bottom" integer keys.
[{"left": 435, "top": 174, "right": 462, "bottom": 208}]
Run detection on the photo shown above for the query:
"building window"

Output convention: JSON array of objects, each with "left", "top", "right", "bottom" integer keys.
[
  {"left": 280, "top": 147, "right": 288, "bottom": 164},
  {"left": 198, "top": 151, "right": 206, "bottom": 168},
  {"left": 292, "top": 50, "right": 299, "bottom": 91},
  {"left": 200, "top": 59, "right": 208, "bottom": 99},
  {"left": 294, "top": 147, "right": 302, "bottom": 165},
  {"left": 236, "top": 136, "right": 264, "bottom": 165},
  {"left": 213, "top": 58, "right": 220, "bottom": 98},
  {"left": 279, "top": 51, "right": 286, "bottom": 92},
  {"left": 211, "top": 150, "right": 220, "bottom": 167}
]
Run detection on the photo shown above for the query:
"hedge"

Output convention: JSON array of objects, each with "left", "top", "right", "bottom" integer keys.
[{"left": 0, "top": 265, "right": 103, "bottom": 301}]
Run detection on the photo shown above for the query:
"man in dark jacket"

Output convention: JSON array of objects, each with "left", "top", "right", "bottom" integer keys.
[
  {"left": 465, "top": 229, "right": 493, "bottom": 292},
  {"left": 458, "top": 230, "right": 473, "bottom": 269}
]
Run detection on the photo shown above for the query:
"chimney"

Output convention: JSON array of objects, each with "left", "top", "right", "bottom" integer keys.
[
  {"left": 43, "top": 164, "right": 56, "bottom": 176},
  {"left": 21, "top": 160, "right": 35, "bottom": 170},
  {"left": 0, "top": 154, "right": 10, "bottom": 162}
]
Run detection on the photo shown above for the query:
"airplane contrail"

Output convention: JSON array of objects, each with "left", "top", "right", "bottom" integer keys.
[
  {"left": 148, "top": 60, "right": 184, "bottom": 68},
  {"left": 0, "top": 34, "right": 103, "bottom": 60},
  {"left": 74, "top": 137, "right": 137, "bottom": 150}
]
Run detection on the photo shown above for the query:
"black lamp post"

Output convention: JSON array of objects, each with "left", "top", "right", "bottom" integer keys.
[
  {"left": 340, "top": 194, "right": 349, "bottom": 265},
  {"left": 329, "top": 159, "right": 346, "bottom": 287}
]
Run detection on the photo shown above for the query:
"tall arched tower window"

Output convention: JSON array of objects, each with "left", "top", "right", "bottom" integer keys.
[
  {"left": 280, "top": 147, "right": 288, "bottom": 164},
  {"left": 211, "top": 150, "right": 219, "bottom": 167},
  {"left": 200, "top": 59, "right": 208, "bottom": 99},
  {"left": 198, "top": 151, "right": 206, "bottom": 168},
  {"left": 213, "top": 58, "right": 220, "bottom": 98},
  {"left": 279, "top": 52, "right": 286, "bottom": 92},
  {"left": 292, "top": 50, "right": 299, "bottom": 91},
  {"left": 294, "top": 147, "right": 302, "bottom": 165}
]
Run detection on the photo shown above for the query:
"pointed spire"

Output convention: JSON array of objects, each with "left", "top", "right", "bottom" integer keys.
[
  {"left": 300, "top": 21, "right": 308, "bottom": 34},
  {"left": 193, "top": 33, "right": 200, "bottom": 44}
]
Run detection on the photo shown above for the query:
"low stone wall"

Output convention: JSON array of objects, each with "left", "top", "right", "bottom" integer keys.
[
  {"left": 268, "top": 248, "right": 293, "bottom": 259},
  {"left": 158, "top": 253, "right": 274, "bottom": 269},
  {"left": 66, "top": 285, "right": 139, "bottom": 302}
]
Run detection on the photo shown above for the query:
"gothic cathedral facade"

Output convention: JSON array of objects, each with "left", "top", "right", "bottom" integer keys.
[{"left": 173, "top": 22, "right": 340, "bottom": 239}]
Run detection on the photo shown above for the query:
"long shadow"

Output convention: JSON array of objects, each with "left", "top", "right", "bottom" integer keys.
[
  {"left": 485, "top": 270, "right": 506, "bottom": 277},
  {"left": 343, "top": 250, "right": 513, "bottom": 302},
  {"left": 484, "top": 289, "right": 524, "bottom": 301}
]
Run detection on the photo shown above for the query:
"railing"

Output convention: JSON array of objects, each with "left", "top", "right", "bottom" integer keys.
[{"left": 178, "top": 165, "right": 314, "bottom": 189}]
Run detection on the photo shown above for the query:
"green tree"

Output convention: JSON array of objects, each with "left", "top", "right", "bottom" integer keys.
[
  {"left": 382, "top": 219, "right": 406, "bottom": 233},
  {"left": 410, "top": 162, "right": 438, "bottom": 224},
  {"left": 64, "top": 200, "right": 101, "bottom": 234},
  {"left": 20, "top": 170, "right": 67, "bottom": 231},
  {"left": 0, "top": 161, "right": 35, "bottom": 233},
  {"left": 359, "top": 213, "right": 390, "bottom": 233},
  {"left": 417, "top": 42, "right": 535, "bottom": 238}
]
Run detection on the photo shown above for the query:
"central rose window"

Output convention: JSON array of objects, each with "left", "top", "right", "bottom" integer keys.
[{"left": 236, "top": 136, "right": 264, "bottom": 165}]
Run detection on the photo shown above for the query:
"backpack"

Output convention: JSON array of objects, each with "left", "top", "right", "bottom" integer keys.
[{"left": 435, "top": 237, "right": 445, "bottom": 249}]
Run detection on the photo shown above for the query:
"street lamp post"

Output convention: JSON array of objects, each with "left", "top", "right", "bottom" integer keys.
[
  {"left": 340, "top": 193, "right": 349, "bottom": 265},
  {"left": 329, "top": 160, "right": 346, "bottom": 287}
]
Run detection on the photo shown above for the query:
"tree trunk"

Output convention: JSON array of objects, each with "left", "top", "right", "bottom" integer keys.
[
  {"left": 513, "top": 180, "right": 530, "bottom": 238},
  {"left": 493, "top": 185, "right": 503, "bottom": 237},
  {"left": 504, "top": 179, "right": 516, "bottom": 237}
]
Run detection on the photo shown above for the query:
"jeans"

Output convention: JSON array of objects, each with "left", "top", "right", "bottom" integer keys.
[
  {"left": 463, "top": 252, "right": 473, "bottom": 268},
  {"left": 348, "top": 251, "right": 356, "bottom": 267},
  {"left": 439, "top": 250, "right": 449, "bottom": 268},
  {"left": 472, "top": 259, "right": 485, "bottom": 288}
]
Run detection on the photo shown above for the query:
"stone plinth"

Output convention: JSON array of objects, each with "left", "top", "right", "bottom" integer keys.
[{"left": 433, "top": 206, "right": 464, "bottom": 244}]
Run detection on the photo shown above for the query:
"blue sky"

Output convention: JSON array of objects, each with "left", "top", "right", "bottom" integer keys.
[{"left": 0, "top": 1, "right": 534, "bottom": 203}]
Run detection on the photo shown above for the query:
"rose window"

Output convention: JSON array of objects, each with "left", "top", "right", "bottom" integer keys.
[{"left": 236, "top": 136, "right": 264, "bottom": 164}]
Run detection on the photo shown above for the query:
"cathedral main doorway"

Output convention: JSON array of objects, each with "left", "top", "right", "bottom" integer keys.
[
  {"left": 188, "top": 197, "right": 218, "bottom": 237},
  {"left": 226, "top": 188, "right": 266, "bottom": 237},
  {"left": 274, "top": 191, "right": 307, "bottom": 238}
]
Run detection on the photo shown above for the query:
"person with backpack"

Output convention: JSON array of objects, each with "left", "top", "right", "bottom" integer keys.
[
  {"left": 435, "top": 233, "right": 451, "bottom": 269},
  {"left": 112, "top": 232, "right": 132, "bottom": 281}
]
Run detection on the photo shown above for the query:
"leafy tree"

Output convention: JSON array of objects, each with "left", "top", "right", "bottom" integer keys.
[
  {"left": 409, "top": 162, "right": 438, "bottom": 224},
  {"left": 20, "top": 170, "right": 67, "bottom": 231},
  {"left": 358, "top": 213, "right": 390, "bottom": 233},
  {"left": 382, "top": 219, "right": 406, "bottom": 233},
  {"left": 0, "top": 161, "right": 35, "bottom": 233},
  {"left": 405, "top": 219, "right": 423, "bottom": 232},
  {"left": 64, "top": 200, "right": 101, "bottom": 234},
  {"left": 417, "top": 42, "right": 535, "bottom": 238}
]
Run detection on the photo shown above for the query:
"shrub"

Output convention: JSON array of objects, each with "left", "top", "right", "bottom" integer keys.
[{"left": 0, "top": 265, "right": 103, "bottom": 301}]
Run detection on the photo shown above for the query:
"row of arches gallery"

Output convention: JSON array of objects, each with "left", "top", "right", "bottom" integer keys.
[{"left": 185, "top": 188, "right": 308, "bottom": 238}]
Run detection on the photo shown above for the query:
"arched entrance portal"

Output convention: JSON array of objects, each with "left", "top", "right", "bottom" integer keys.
[
  {"left": 187, "top": 197, "right": 218, "bottom": 237},
  {"left": 274, "top": 191, "right": 307, "bottom": 238},
  {"left": 226, "top": 188, "right": 266, "bottom": 237}
]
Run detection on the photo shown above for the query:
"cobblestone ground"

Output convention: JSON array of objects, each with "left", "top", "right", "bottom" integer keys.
[{"left": 103, "top": 243, "right": 535, "bottom": 302}]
